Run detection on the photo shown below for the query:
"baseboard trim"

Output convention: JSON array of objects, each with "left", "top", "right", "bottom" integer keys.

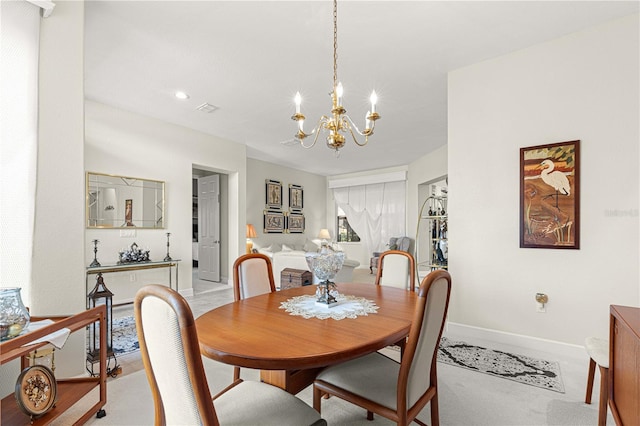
[
  {"left": 179, "top": 287, "right": 195, "bottom": 297},
  {"left": 445, "top": 322, "right": 586, "bottom": 360}
]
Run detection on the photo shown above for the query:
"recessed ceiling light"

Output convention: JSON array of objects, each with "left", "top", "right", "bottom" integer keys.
[{"left": 175, "top": 91, "right": 190, "bottom": 100}]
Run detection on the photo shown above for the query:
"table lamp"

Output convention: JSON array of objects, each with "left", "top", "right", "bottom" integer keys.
[
  {"left": 246, "top": 224, "right": 258, "bottom": 253},
  {"left": 318, "top": 228, "right": 331, "bottom": 250}
]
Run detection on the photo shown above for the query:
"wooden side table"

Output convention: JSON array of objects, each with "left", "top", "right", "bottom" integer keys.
[{"left": 609, "top": 305, "right": 640, "bottom": 425}]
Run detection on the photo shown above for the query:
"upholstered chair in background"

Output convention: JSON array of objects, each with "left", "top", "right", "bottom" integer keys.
[
  {"left": 233, "top": 253, "right": 276, "bottom": 300},
  {"left": 370, "top": 236, "right": 413, "bottom": 274},
  {"left": 232, "top": 253, "right": 276, "bottom": 380},
  {"left": 375, "top": 250, "right": 416, "bottom": 291}
]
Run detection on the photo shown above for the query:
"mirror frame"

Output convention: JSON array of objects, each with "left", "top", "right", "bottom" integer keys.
[{"left": 86, "top": 172, "right": 165, "bottom": 229}]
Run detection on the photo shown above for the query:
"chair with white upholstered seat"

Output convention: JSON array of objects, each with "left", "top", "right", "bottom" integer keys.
[
  {"left": 233, "top": 253, "right": 276, "bottom": 300},
  {"left": 584, "top": 336, "right": 609, "bottom": 426},
  {"left": 232, "top": 253, "right": 277, "bottom": 381},
  {"left": 313, "top": 269, "right": 452, "bottom": 426},
  {"left": 375, "top": 250, "right": 416, "bottom": 292},
  {"left": 134, "top": 284, "right": 326, "bottom": 426},
  {"left": 375, "top": 250, "right": 417, "bottom": 355}
]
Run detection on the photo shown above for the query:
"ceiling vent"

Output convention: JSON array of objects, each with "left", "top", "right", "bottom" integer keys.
[{"left": 196, "top": 103, "right": 219, "bottom": 113}]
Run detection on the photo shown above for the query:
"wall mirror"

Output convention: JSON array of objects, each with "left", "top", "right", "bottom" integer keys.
[{"left": 86, "top": 172, "right": 165, "bottom": 229}]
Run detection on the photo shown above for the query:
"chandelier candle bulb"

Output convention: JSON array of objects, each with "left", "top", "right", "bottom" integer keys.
[
  {"left": 370, "top": 91, "right": 377, "bottom": 113},
  {"left": 295, "top": 91, "right": 301, "bottom": 114},
  {"left": 336, "top": 82, "right": 344, "bottom": 105}
]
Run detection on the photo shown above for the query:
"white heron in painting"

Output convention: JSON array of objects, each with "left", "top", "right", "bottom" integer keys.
[{"left": 539, "top": 159, "right": 570, "bottom": 208}]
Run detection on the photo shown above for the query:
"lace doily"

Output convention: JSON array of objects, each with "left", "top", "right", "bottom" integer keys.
[{"left": 279, "top": 294, "right": 379, "bottom": 320}]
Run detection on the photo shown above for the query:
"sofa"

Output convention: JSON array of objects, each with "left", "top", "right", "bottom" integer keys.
[{"left": 258, "top": 241, "right": 360, "bottom": 289}]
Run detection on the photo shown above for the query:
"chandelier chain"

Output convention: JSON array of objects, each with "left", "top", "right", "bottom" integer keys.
[{"left": 333, "top": 0, "right": 338, "bottom": 89}]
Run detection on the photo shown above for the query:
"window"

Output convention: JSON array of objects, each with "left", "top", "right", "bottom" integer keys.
[{"left": 336, "top": 207, "right": 360, "bottom": 243}]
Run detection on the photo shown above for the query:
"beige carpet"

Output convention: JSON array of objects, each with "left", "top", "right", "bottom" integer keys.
[
  {"left": 54, "top": 355, "right": 403, "bottom": 425},
  {"left": 52, "top": 344, "right": 606, "bottom": 426}
]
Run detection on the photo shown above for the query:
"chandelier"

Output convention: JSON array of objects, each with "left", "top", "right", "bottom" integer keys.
[{"left": 291, "top": 0, "right": 380, "bottom": 154}]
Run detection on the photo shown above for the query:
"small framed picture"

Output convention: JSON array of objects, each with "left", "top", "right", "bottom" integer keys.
[
  {"left": 265, "top": 179, "right": 282, "bottom": 209},
  {"left": 264, "top": 210, "right": 285, "bottom": 233},
  {"left": 289, "top": 184, "right": 303, "bottom": 211},
  {"left": 286, "top": 212, "right": 305, "bottom": 234}
]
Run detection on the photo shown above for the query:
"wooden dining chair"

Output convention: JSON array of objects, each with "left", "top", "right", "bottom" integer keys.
[
  {"left": 376, "top": 250, "right": 417, "bottom": 354},
  {"left": 134, "top": 284, "right": 326, "bottom": 426},
  {"left": 313, "top": 269, "right": 451, "bottom": 426},
  {"left": 375, "top": 250, "right": 416, "bottom": 292},
  {"left": 232, "top": 253, "right": 277, "bottom": 380},
  {"left": 233, "top": 253, "right": 276, "bottom": 300}
]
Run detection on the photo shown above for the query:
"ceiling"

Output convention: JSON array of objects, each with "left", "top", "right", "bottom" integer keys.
[{"left": 84, "top": 1, "right": 638, "bottom": 176}]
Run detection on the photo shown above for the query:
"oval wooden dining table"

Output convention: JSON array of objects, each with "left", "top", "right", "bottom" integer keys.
[{"left": 195, "top": 282, "right": 417, "bottom": 394}]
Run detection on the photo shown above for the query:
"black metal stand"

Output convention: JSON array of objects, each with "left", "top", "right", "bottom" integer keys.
[
  {"left": 90, "top": 239, "right": 101, "bottom": 267},
  {"left": 164, "top": 232, "right": 172, "bottom": 261}
]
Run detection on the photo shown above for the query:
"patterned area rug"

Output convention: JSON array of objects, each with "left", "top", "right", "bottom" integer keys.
[
  {"left": 112, "top": 316, "right": 139, "bottom": 355},
  {"left": 436, "top": 337, "right": 565, "bottom": 393}
]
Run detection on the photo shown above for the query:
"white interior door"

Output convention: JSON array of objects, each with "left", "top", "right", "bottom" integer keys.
[{"left": 198, "top": 175, "right": 220, "bottom": 282}]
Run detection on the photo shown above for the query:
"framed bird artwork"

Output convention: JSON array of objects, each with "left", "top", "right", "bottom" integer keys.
[{"left": 520, "top": 140, "right": 580, "bottom": 249}]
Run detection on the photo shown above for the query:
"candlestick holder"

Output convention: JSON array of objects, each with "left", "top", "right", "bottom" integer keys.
[
  {"left": 90, "top": 239, "right": 101, "bottom": 267},
  {"left": 163, "top": 232, "right": 172, "bottom": 261}
]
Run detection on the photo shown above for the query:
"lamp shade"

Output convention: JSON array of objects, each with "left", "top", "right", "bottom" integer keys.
[
  {"left": 246, "top": 224, "right": 258, "bottom": 238},
  {"left": 318, "top": 229, "right": 331, "bottom": 240}
]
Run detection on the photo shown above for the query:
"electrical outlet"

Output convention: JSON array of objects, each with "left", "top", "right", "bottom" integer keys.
[
  {"left": 536, "top": 302, "right": 546, "bottom": 313},
  {"left": 120, "top": 229, "right": 136, "bottom": 238},
  {"left": 129, "top": 273, "right": 136, "bottom": 282}
]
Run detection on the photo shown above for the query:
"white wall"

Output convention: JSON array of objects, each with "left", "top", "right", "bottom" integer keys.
[
  {"left": 28, "top": 0, "right": 87, "bottom": 378},
  {"left": 246, "top": 158, "right": 326, "bottom": 251},
  {"left": 448, "top": 14, "right": 639, "bottom": 345},
  {"left": 85, "top": 101, "right": 246, "bottom": 302}
]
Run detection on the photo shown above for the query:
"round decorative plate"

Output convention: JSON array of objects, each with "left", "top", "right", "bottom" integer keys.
[{"left": 15, "top": 365, "right": 57, "bottom": 418}]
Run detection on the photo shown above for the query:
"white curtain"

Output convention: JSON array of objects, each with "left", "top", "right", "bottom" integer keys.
[
  {"left": 0, "top": 0, "right": 41, "bottom": 304},
  {"left": 333, "top": 181, "right": 406, "bottom": 257}
]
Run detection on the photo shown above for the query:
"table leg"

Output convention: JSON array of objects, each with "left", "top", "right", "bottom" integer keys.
[{"left": 260, "top": 368, "right": 322, "bottom": 394}]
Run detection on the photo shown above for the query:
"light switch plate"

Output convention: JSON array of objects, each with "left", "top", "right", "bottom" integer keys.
[{"left": 120, "top": 229, "right": 136, "bottom": 238}]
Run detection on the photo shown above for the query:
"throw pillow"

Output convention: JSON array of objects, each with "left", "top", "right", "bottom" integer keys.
[
  {"left": 281, "top": 244, "right": 294, "bottom": 252},
  {"left": 304, "top": 239, "right": 319, "bottom": 252}
]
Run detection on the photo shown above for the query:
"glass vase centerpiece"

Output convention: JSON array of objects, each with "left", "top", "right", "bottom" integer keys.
[
  {"left": 0, "top": 287, "right": 31, "bottom": 341},
  {"left": 305, "top": 248, "right": 344, "bottom": 306}
]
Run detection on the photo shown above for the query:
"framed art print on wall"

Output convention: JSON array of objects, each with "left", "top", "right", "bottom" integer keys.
[
  {"left": 265, "top": 179, "right": 282, "bottom": 210},
  {"left": 286, "top": 212, "right": 305, "bottom": 233},
  {"left": 289, "top": 184, "right": 303, "bottom": 211},
  {"left": 263, "top": 210, "right": 285, "bottom": 233},
  {"left": 519, "top": 140, "right": 580, "bottom": 249}
]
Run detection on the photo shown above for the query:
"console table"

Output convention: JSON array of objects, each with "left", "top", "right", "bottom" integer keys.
[
  {"left": 609, "top": 305, "right": 640, "bottom": 426},
  {"left": 86, "top": 260, "right": 181, "bottom": 306}
]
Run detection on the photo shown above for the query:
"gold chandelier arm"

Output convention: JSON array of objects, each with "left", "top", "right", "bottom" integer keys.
[
  {"left": 339, "top": 116, "right": 370, "bottom": 147},
  {"left": 299, "top": 116, "right": 330, "bottom": 149}
]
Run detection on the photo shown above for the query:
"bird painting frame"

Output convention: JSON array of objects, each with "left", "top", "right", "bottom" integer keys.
[{"left": 520, "top": 140, "right": 580, "bottom": 249}]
